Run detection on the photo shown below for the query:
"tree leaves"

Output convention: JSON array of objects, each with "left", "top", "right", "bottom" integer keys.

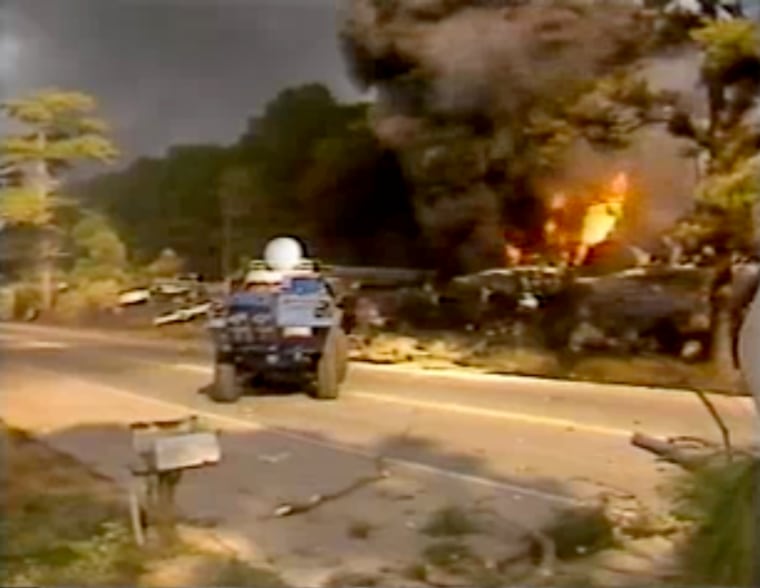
[
  {"left": 71, "top": 214, "right": 128, "bottom": 270},
  {"left": 0, "top": 89, "right": 120, "bottom": 229},
  {"left": 691, "top": 19, "right": 760, "bottom": 81},
  {"left": 2, "top": 90, "right": 101, "bottom": 133},
  {"left": 697, "top": 155, "right": 760, "bottom": 210},
  {"left": 0, "top": 187, "right": 53, "bottom": 226}
]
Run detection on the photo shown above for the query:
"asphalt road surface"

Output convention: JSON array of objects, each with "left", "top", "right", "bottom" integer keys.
[{"left": 2, "top": 322, "right": 757, "bottom": 508}]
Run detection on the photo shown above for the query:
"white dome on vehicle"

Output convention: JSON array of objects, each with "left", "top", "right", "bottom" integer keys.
[{"left": 264, "top": 237, "right": 304, "bottom": 271}]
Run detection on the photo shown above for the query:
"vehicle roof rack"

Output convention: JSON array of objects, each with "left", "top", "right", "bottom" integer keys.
[{"left": 248, "top": 259, "right": 326, "bottom": 273}]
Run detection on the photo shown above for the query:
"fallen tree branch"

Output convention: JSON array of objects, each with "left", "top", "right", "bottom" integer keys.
[
  {"left": 667, "top": 435, "right": 721, "bottom": 449},
  {"left": 273, "top": 455, "right": 389, "bottom": 518},
  {"left": 630, "top": 432, "right": 717, "bottom": 471}
]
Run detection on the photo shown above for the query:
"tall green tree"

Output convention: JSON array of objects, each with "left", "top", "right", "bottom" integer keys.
[
  {"left": 0, "top": 89, "right": 118, "bottom": 309},
  {"left": 667, "top": 17, "right": 760, "bottom": 252}
]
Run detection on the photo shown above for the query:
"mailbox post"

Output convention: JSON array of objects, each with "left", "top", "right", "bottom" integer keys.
[{"left": 129, "top": 416, "right": 221, "bottom": 547}]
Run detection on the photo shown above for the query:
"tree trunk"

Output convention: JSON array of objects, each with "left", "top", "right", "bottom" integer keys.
[
  {"left": 712, "top": 281, "right": 738, "bottom": 382},
  {"left": 222, "top": 212, "right": 232, "bottom": 279},
  {"left": 39, "top": 237, "right": 54, "bottom": 312},
  {"left": 31, "top": 132, "right": 56, "bottom": 312}
]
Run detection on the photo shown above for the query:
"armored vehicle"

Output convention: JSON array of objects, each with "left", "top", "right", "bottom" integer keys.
[{"left": 207, "top": 237, "right": 349, "bottom": 403}]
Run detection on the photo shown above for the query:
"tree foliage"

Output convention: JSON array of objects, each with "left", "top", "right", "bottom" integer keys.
[
  {"left": 69, "top": 213, "right": 128, "bottom": 282},
  {"left": 0, "top": 89, "right": 119, "bottom": 307},
  {"left": 666, "top": 16, "right": 760, "bottom": 251},
  {"left": 1, "top": 90, "right": 118, "bottom": 190},
  {"left": 76, "top": 83, "right": 423, "bottom": 276}
]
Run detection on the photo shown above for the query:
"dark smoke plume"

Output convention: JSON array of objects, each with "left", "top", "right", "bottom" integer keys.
[{"left": 340, "top": 0, "right": 699, "bottom": 274}]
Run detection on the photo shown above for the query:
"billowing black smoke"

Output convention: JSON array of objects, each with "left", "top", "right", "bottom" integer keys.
[{"left": 340, "top": 0, "right": 701, "bottom": 275}]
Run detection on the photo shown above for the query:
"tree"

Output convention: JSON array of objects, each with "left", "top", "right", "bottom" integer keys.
[
  {"left": 0, "top": 89, "right": 118, "bottom": 309},
  {"left": 69, "top": 212, "right": 128, "bottom": 282},
  {"left": 667, "top": 17, "right": 760, "bottom": 252},
  {"left": 74, "top": 83, "right": 423, "bottom": 272}
]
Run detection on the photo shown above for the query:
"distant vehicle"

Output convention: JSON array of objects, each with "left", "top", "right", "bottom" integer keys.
[{"left": 206, "top": 237, "right": 349, "bottom": 403}]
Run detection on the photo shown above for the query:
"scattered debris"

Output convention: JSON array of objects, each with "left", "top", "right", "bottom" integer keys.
[
  {"left": 347, "top": 519, "right": 373, "bottom": 540},
  {"left": 258, "top": 452, "right": 291, "bottom": 464}
]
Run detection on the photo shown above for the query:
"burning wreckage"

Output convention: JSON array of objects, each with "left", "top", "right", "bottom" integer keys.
[
  {"left": 124, "top": 187, "right": 746, "bottom": 365},
  {"left": 349, "top": 172, "right": 757, "bottom": 366},
  {"left": 329, "top": 0, "right": 760, "bottom": 370},
  {"left": 117, "top": 169, "right": 756, "bottom": 373}
]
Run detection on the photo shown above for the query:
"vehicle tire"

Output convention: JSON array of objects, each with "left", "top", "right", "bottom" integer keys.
[
  {"left": 314, "top": 332, "right": 339, "bottom": 400},
  {"left": 335, "top": 328, "right": 349, "bottom": 383},
  {"left": 209, "top": 362, "right": 242, "bottom": 403}
]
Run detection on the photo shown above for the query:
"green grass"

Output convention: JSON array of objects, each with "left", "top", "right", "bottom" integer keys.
[
  {"left": 1, "top": 502, "right": 145, "bottom": 587},
  {"left": 672, "top": 455, "right": 758, "bottom": 586},
  {"left": 422, "top": 505, "right": 480, "bottom": 537},
  {"left": 1, "top": 422, "right": 288, "bottom": 588},
  {"left": 537, "top": 506, "right": 616, "bottom": 561},
  {"left": 1, "top": 429, "right": 146, "bottom": 587}
]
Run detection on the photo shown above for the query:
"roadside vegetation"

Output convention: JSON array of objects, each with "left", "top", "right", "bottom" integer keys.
[
  {"left": 0, "top": 421, "right": 287, "bottom": 588},
  {"left": 671, "top": 454, "right": 759, "bottom": 586}
]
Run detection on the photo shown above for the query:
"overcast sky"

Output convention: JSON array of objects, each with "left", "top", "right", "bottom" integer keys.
[{"left": 1, "top": 0, "right": 363, "bottom": 162}]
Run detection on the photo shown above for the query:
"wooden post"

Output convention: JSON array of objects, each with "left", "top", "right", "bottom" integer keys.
[{"left": 154, "top": 470, "right": 183, "bottom": 546}]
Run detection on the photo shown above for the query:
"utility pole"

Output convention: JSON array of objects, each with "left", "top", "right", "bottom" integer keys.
[
  {"left": 217, "top": 166, "right": 251, "bottom": 281},
  {"left": 221, "top": 194, "right": 233, "bottom": 280}
]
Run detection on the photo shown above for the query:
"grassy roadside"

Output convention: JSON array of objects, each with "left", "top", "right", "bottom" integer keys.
[
  {"left": 0, "top": 421, "right": 287, "bottom": 587},
  {"left": 353, "top": 331, "right": 742, "bottom": 395}
]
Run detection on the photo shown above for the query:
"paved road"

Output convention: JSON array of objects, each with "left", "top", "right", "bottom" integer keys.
[{"left": 2, "top": 322, "right": 756, "bottom": 507}]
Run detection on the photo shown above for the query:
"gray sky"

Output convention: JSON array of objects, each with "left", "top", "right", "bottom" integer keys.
[{"left": 1, "top": 0, "right": 363, "bottom": 161}]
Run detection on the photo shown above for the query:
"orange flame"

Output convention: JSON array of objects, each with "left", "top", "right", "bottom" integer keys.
[{"left": 542, "top": 172, "right": 629, "bottom": 267}]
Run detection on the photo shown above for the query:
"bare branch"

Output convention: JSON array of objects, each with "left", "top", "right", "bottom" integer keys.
[{"left": 693, "top": 387, "right": 733, "bottom": 460}]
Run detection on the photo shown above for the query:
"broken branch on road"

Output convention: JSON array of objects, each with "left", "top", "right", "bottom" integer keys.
[
  {"left": 630, "top": 432, "right": 722, "bottom": 471},
  {"left": 272, "top": 455, "right": 390, "bottom": 518}
]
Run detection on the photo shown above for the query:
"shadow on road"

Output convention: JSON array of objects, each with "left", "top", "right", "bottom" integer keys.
[{"left": 20, "top": 417, "right": 604, "bottom": 586}]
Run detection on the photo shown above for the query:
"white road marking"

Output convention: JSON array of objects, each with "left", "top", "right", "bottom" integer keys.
[
  {"left": 16, "top": 363, "right": 582, "bottom": 508},
  {"left": 174, "top": 362, "right": 210, "bottom": 374},
  {"left": 0, "top": 335, "right": 71, "bottom": 350},
  {"left": 355, "top": 391, "right": 631, "bottom": 437},
  {"left": 170, "top": 362, "right": 631, "bottom": 437}
]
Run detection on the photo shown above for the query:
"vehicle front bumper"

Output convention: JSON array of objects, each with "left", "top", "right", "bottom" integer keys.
[{"left": 216, "top": 341, "right": 320, "bottom": 372}]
